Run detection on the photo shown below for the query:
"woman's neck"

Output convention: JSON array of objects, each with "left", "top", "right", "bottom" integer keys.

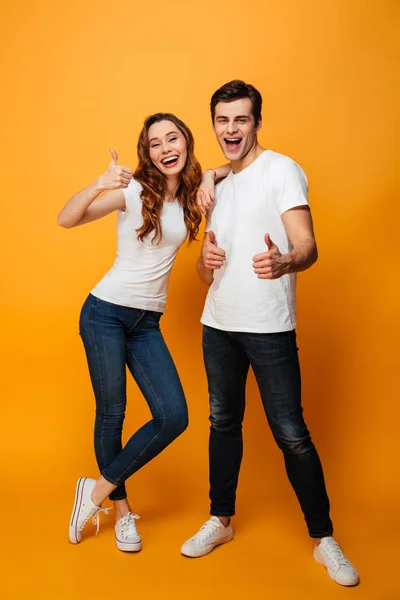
[{"left": 165, "top": 176, "right": 179, "bottom": 202}]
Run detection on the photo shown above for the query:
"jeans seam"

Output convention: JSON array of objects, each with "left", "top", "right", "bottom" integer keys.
[
  {"left": 129, "top": 310, "right": 146, "bottom": 333},
  {"left": 113, "top": 345, "right": 166, "bottom": 484},
  {"left": 89, "top": 301, "right": 108, "bottom": 471}
]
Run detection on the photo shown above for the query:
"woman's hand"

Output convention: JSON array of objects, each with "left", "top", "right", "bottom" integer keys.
[
  {"left": 57, "top": 149, "right": 129, "bottom": 228},
  {"left": 98, "top": 149, "right": 133, "bottom": 190},
  {"left": 196, "top": 170, "right": 216, "bottom": 215}
]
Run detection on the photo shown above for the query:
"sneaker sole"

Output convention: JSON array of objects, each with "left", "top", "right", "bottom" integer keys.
[
  {"left": 181, "top": 532, "right": 234, "bottom": 558},
  {"left": 69, "top": 477, "right": 86, "bottom": 544},
  {"left": 116, "top": 538, "right": 142, "bottom": 552},
  {"left": 313, "top": 547, "right": 359, "bottom": 587}
]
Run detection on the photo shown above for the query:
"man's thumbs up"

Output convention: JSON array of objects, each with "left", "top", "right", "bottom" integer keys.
[
  {"left": 202, "top": 230, "right": 226, "bottom": 270},
  {"left": 252, "top": 233, "right": 283, "bottom": 279},
  {"left": 208, "top": 230, "right": 217, "bottom": 245},
  {"left": 264, "top": 233, "right": 278, "bottom": 251}
]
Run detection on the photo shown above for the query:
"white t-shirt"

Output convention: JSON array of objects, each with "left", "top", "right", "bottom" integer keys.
[
  {"left": 201, "top": 150, "right": 309, "bottom": 333},
  {"left": 91, "top": 179, "right": 187, "bottom": 312}
]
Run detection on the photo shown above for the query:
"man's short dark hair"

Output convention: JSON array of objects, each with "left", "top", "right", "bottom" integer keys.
[{"left": 210, "top": 80, "right": 262, "bottom": 125}]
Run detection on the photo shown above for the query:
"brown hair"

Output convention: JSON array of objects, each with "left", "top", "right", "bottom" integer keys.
[
  {"left": 134, "top": 113, "right": 202, "bottom": 244},
  {"left": 210, "top": 80, "right": 262, "bottom": 126}
]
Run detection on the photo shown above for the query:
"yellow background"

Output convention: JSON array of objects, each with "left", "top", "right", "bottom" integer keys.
[{"left": 1, "top": 0, "right": 398, "bottom": 598}]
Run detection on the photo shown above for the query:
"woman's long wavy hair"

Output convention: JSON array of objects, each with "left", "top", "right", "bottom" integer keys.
[{"left": 134, "top": 113, "right": 202, "bottom": 244}]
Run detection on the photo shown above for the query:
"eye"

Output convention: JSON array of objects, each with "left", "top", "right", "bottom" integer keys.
[
  {"left": 150, "top": 143, "right": 160, "bottom": 148},
  {"left": 169, "top": 137, "right": 178, "bottom": 142}
]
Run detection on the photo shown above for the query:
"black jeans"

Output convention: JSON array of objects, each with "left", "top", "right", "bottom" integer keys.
[{"left": 203, "top": 325, "right": 333, "bottom": 539}]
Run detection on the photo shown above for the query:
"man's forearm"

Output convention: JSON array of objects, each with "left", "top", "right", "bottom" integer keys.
[
  {"left": 285, "top": 240, "right": 318, "bottom": 274},
  {"left": 196, "top": 256, "right": 214, "bottom": 286}
]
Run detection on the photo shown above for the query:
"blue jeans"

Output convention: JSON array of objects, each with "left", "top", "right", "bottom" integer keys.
[
  {"left": 203, "top": 325, "right": 333, "bottom": 539},
  {"left": 79, "top": 294, "right": 188, "bottom": 501}
]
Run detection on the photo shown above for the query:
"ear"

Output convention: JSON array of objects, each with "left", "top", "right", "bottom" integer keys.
[{"left": 255, "top": 116, "right": 263, "bottom": 134}]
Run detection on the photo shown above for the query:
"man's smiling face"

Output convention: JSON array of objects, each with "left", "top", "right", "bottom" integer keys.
[{"left": 213, "top": 98, "right": 261, "bottom": 161}]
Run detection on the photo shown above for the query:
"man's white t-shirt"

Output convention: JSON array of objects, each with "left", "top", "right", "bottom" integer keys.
[
  {"left": 91, "top": 179, "right": 187, "bottom": 312},
  {"left": 201, "top": 150, "right": 309, "bottom": 333}
]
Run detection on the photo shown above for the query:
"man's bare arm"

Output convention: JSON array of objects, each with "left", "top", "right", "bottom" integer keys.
[{"left": 252, "top": 206, "right": 317, "bottom": 279}]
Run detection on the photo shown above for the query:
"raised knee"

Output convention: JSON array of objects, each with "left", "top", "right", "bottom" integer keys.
[
  {"left": 177, "top": 414, "right": 189, "bottom": 436},
  {"left": 163, "top": 413, "right": 188, "bottom": 441}
]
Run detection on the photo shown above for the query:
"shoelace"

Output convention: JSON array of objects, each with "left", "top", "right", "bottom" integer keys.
[
  {"left": 79, "top": 506, "right": 112, "bottom": 535},
  {"left": 120, "top": 512, "right": 140, "bottom": 539},
  {"left": 322, "top": 540, "right": 349, "bottom": 566},
  {"left": 192, "top": 519, "right": 222, "bottom": 542},
  {"left": 93, "top": 507, "right": 112, "bottom": 536}
]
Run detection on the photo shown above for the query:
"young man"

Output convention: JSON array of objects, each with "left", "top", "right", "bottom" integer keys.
[{"left": 181, "top": 80, "right": 359, "bottom": 587}]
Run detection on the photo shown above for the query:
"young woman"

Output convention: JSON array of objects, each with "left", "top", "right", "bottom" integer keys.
[{"left": 58, "top": 113, "right": 225, "bottom": 552}]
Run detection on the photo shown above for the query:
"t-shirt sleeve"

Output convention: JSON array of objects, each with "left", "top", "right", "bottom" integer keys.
[
  {"left": 123, "top": 178, "right": 142, "bottom": 213},
  {"left": 271, "top": 158, "right": 309, "bottom": 215}
]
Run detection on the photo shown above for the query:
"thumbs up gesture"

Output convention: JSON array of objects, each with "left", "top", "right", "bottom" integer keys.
[
  {"left": 252, "top": 233, "right": 287, "bottom": 279},
  {"left": 98, "top": 149, "right": 133, "bottom": 190},
  {"left": 202, "top": 230, "right": 226, "bottom": 270}
]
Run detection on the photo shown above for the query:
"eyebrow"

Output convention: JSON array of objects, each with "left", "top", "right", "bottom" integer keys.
[
  {"left": 215, "top": 115, "right": 250, "bottom": 121},
  {"left": 149, "top": 130, "right": 179, "bottom": 143}
]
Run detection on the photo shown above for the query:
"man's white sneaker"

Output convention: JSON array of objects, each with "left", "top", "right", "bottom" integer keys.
[
  {"left": 313, "top": 537, "right": 359, "bottom": 586},
  {"left": 69, "top": 477, "right": 111, "bottom": 544},
  {"left": 181, "top": 516, "right": 233, "bottom": 558},
  {"left": 115, "top": 512, "right": 142, "bottom": 552}
]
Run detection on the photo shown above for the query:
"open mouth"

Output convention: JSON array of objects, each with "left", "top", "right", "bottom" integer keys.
[
  {"left": 161, "top": 155, "right": 179, "bottom": 168},
  {"left": 224, "top": 138, "right": 242, "bottom": 152}
]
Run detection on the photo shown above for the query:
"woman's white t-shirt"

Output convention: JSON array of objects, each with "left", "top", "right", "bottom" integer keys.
[
  {"left": 201, "top": 150, "right": 309, "bottom": 333},
  {"left": 91, "top": 179, "right": 187, "bottom": 312}
]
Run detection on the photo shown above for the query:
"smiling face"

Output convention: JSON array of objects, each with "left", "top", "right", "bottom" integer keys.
[
  {"left": 213, "top": 98, "right": 262, "bottom": 162},
  {"left": 148, "top": 120, "right": 188, "bottom": 178}
]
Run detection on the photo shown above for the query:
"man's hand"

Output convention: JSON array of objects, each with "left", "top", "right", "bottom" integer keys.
[
  {"left": 202, "top": 230, "right": 226, "bottom": 270},
  {"left": 252, "top": 233, "right": 289, "bottom": 279}
]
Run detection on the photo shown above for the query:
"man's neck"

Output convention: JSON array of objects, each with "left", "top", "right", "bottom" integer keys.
[{"left": 231, "top": 143, "right": 264, "bottom": 174}]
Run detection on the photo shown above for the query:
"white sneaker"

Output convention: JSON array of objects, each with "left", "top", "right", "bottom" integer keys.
[
  {"left": 115, "top": 512, "right": 142, "bottom": 552},
  {"left": 69, "top": 477, "right": 111, "bottom": 544},
  {"left": 313, "top": 537, "right": 359, "bottom": 586},
  {"left": 181, "top": 516, "right": 234, "bottom": 558}
]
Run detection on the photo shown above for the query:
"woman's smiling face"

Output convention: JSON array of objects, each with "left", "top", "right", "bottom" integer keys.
[{"left": 148, "top": 120, "right": 188, "bottom": 178}]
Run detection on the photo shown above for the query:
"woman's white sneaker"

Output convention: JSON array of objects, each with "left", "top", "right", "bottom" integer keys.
[
  {"left": 313, "top": 537, "right": 359, "bottom": 586},
  {"left": 69, "top": 477, "right": 111, "bottom": 544},
  {"left": 115, "top": 512, "right": 142, "bottom": 552},
  {"left": 181, "top": 516, "right": 233, "bottom": 558}
]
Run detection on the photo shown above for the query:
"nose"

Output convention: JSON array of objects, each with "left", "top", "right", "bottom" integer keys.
[
  {"left": 161, "top": 141, "right": 172, "bottom": 155},
  {"left": 226, "top": 120, "right": 238, "bottom": 135}
]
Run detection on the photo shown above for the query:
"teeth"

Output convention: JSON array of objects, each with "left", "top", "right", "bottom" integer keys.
[
  {"left": 226, "top": 139, "right": 241, "bottom": 143},
  {"left": 162, "top": 156, "right": 178, "bottom": 164}
]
